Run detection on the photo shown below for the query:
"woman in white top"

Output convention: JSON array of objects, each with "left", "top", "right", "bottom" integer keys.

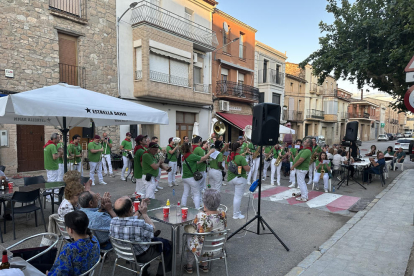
[{"left": 332, "top": 149, "right": 346, "bottom": 171}]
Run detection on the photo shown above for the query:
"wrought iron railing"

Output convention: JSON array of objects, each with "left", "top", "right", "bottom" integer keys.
[
  {"left": 239, "top": 44, "right": 246, "bottom": 60},
  {"left": 258, "top": 69, "right": 284, "bottom": 86},
  {"left": 149, "top": 70, "right": 189, "bottom": 87},
  {"left": 193, "top": 83, "right": 211, "bottom": 94},
  {"left": 340, "top": 112, "right": 349, "bottom": 120},
  {"left": 58, "top": 63, "right": 86, "bottom": 88},
  {"left": 284, "top": 110, "right": 304, "bottom": 122},
  {"left": 130, "top": 1, "right": 218, "bottom": 49},
  {"left": 49, "top": 0, "right": 87, "bottom": 19},
  {"left": 349, "top": 112, "right": 370, "bottom": 119},
  {"left": 135, "top": 70, "right": 142, "bottom": 80},
  {"left": 216, "top": 80, "right": 259, "bottom": 102},
  {"left": 306, "top": 109, "right": 324, "bottom": 119}
]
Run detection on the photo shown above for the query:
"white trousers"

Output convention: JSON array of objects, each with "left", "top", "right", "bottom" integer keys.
[
  {"left": 262, "top": 160, "right": 271, "bottom": 180},
  {"left": 297, "top": 170, "right": 309, "bottom": 199},
  {"left": 142, "top": 176, "right": 157, "bottom": 199},
  {"left": 313, "top": 172, "right": 329, "bottom": 189},
  {"left": 69, "top": 163, "right": 83, "bottom": 176},
  {"left": 247, "top": 157, "right": 260, "bottom": 183},
  {"left": 245, "top": 155, "right": 251, "bottom": 165},
  {"left": 101, "top": 154, "right": 113, "bottom": 175},
  {"left": 168, "top": 161, "right": 178, "bottom": 184},
  {"left": 199, "top": 171, "right": 207, "bottom": 193},
  {"left": 290, "top": 162, "right": 296, "bottom": 184},
  {"left": 90, "top": 161, "right": 103, "bottom": 183},
  {"left": 135, "top": 178, "right": 145, "bottom": 196},
  {"left": 229, "top": 177, "right": 247, "bottom": 216},
  {"left": 209, "top": 168, "right": 223, "bottom": 191},
  {"left": 270, "top": 160, "right": 282, "bottom": 185},
  {"left": 46, "top": 170, "right": 58, "bottom": 182},
  {"left": 308, "top": 162, "right": 315, "bottom": 184},
  {"left": 181, "top": 177, "right": 201, "bottom": 209},
  {"left": 122, "top": 156, "right": 131, "bottom": 177},
  {"left": 58, "top": 163, "right": 64, "bottom": 181}
]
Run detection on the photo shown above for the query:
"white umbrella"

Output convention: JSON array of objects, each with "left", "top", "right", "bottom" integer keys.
[
  {"left": 279, "top": 125, "right": 295, "bottom": 134},
  {"left": 0, "top": 83, "right": 169, "bottom": 171},
  {"left": 192, "top": 122, "right": 199, "bottom": 138}
]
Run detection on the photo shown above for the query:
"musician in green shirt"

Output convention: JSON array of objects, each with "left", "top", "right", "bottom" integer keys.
[
  {"left": 120, "top": 132, "right": 133, "bottom": 181},
  {"left": 262, "top": 145, "right": 274, "bottom": 181},
  {"left": 68, "top": 134, "right": 83, "bottom": 176},
  {"left": 208, "top": 140, "right": 224, "bottom": 190},
  {"left": 88, "top": 135, "right": 107, "bottom": 186},
  {"left": 288, "top": 139, "right": 302, "bottom": 188},
  {"left": 166, "top": 137, "right": 179, "bottom": 187},
  {"left": 291, "top": 138, "right": 313, "bottom": 202},
  {"left": 101, "top": 132, "right": 114, "bottom": 178},
  {"left": 313, "top": 152, "right": 331, "bottom": 192}
]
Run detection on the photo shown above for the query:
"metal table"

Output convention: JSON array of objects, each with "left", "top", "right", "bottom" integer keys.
[
  {"left": 10, "top": 256, "right": 45, "bottom": 276},
  {"left": 147, "top": 201, "right": 199, "bottom": 276}
]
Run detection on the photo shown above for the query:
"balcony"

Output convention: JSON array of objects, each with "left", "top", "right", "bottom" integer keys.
[
  {"left": 216, "top": 80, "right": 259, "bottom": 103},
  {"left": 193, "top": 83, "right": 211, "bottom": 94},
  {"left": 310, "top": 83, "right": 317, "bottom": 94},
  {"left": 49, "top": 0, "right": 87, "bottom": 22},
  {"left": 150, "top": 70, "right": 189, "bottom": 87},
  {"left": 340, "top": 112, "right": 349, "bottom": 120},
  {"left": 239, "top": 44, "right": 246, "bottom": 60},
  {"left": 349, "top": 112, "right": 371, "bottom": 119},
  {"left": 59, "top": 63, "right": 86, "bottom": 88},
  {"left": 306, "top": 109, "right": 324, "bottom": 120},
  {"left": 284, "top": 110, "right": 304, "bottom": 122},
  {"left": 130, "top": 1, "right": 218, "bottom": 51},
  {"left": 258, "top": 69, "right": 284, "bottom": 86},
  {"left": 324, "top": 114, "right": 338, "bottom": 122}
]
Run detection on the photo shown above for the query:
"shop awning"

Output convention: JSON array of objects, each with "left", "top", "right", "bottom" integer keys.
[{"left": 216, "top": 112, "right": 252, "bottom": 131}]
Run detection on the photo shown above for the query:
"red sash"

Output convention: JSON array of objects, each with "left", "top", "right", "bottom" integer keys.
[
  {"left": 43, "top": 140, "right": 56, "bottom": 149},
  {"left": 182, "top": 152, "right": 191, "bottom": 161},
  {"left": 226, "top": 152, "right": 240, "bottom": 163},
  {"left": 134, "top": 145, "right": 144, "bottom": 155}
]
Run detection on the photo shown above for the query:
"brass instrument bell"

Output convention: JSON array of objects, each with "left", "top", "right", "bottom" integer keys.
[{"left": 213, "top": 121, "right": 226, "bottom": 136}]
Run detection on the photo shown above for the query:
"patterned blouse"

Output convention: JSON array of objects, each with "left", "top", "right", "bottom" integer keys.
[
  {"left": 58, "top": 199, "right": 79, "bottom": 219},
  {"left": 187, "top": 209, "right": 227, "bottom": 257},
  {"left": 48, "top": 236, "right": 100, "bottom": 276}
]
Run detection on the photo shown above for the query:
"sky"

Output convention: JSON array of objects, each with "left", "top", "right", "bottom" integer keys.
[{"left": 216, "top": 0, "right": 384, "bottom": 96}]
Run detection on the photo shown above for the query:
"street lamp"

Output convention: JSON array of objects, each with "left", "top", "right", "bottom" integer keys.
[
  {"left": 117, "top": 2, "right": 138, "bottom": 97},
  {"left": 213, "top": 37, "right": 239, "bottom": 61}
]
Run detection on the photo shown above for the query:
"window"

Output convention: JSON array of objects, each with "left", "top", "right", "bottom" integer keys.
[
  {"left": 193, "top": 67, "right": 201, "bottom": 84},
  {"left": 176, "top": 112, "right": 196, "bottom": 141},
  {"left": 49, "top": 0, "right": 85, "bottom": 19},
  {"left": 263, "top": 60, "right": 268, "bottom": 83},
  {"left": 272, "top": 93, "right": 280, "bottom": 105},
  {"left": 149, "top": 52, "right": 189, "bottom": 86},
  {"left": 221, "top": 68, "right": 228, "bottom": 81},
  {"left": 238, "top": 72, "right": 245, "bottom": 85},
  {"left": 223, "top": 23, "right": 229, "bottom": 53},
  {"left": 239, "top": 33, "right": 244, "bottom": 59},
  {"left": 135, "top": 47, "right": 142, "bottom": 80}
]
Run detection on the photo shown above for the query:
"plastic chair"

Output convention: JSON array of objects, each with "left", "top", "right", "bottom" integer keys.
[
  {"left": 53, "top": 216, "right": 73, "bottom": 253},
  {"left": 6, "top": 232, "right": 59, "bottom": 262},
  {"left": 90, "top": 228, "right": 113, "bottom": 276},
  {"left": 393, "top": 161, "right": 404, "bottom": 171},
  {"left": 79, "top": 255, "right": 101, "bottom": 276},
  {"left": 109, "top": 236, "right": 166, "bottom": 276},
  {"left": 369, "top": 164, "right": 386, "bottom": 187},
  {"left": 4, "top": 189, "right": 47, "bottom": 240},
  {"left": 23, "top": 176, "right": 55, "bottom": 211},
  {"left": 180, "top": 229, "right": 230, "bottom": 276}
]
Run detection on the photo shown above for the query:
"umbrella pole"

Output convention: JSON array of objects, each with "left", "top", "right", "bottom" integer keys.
[{"left": 61, "top": 117, "right": 69, "bottom": 173}]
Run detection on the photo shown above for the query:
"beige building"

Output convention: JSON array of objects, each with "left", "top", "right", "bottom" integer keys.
[
  {"left": 347, "top": 98, "right": 380, "bottom": 141},
  {"left": 365, "top": 97, "right": 406, "bottom": 134},
  {"left": 0, "top": 0, "right": 118, "bottom": 174},
  {"left": 406, "top": 114, "right": 414, "bottom": 132}
]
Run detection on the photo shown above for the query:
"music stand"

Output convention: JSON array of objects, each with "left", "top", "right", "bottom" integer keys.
[
  {"left": 336, "top": 141, "right": 366, "bottom": 190},
  {"left": 227, "top": 146, "right": 290, "bottom": 252}
]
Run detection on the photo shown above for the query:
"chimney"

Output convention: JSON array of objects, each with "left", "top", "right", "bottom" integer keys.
[{"left": 361, "top": 89, "right": 363, "bottom": 101}]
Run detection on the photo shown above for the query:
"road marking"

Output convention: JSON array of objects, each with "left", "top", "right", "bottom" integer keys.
[
  {"left": 306, "top": 193, "right": 342, "bottom": 208},
  {"left": 326, "top": 195, "right": 360, "bottom": 212},
  {"left": 268, "top": 189, "right": 298, "bottom": 201}
]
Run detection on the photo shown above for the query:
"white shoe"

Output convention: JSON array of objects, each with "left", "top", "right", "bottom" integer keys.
[
  {"left": 99, "top": 181, "right": 107, "bottom": 185},
  {"left": 168, "top": 183, "right": 173, "bottom": 187},
  {"left": 295, "top": 197, "right": 307, "bottom": 202},
  {"left": 110, "top": 174, "right": 115, "bottom": 178},
  {"left": 121, "top": 177, "right": 126, "bottom": 181},
  {"left": 92, "top": 182, "right": 95, "bottom": 186},
  {"left": 307, "top": 182, "right": 313, "bottom": 186},
  {"left": 233, "top": 213, "right": 245, "bottom": 219},
  {"left": 247, "top": 182, "right": 251, "bottom": 186},
  {"left": 173, "top": 182, "right": 178, "bottom": 186},
  {"left": 156, "top": 186, "right": 163, "bottom": 190},
  {"left": 324, "top": 189, "right": 329, "bottom": 193},
  {"left": 270, "top": 183, "right": 275, "bottom": 186},
  {"left": 155, "top": 188, "right": 159, "bottom": 192},
  {"left": 288, "top": 183, "right": 295, "bottom": 188},
  {"left": 314, "top": 186, "right": 319, "bottom": 191},
  {"left": 222, "top": 182, "right": 227, "bottom": 186},
  {"left": 262, "top": 177, "right": 266, "bottom": 181},
  {"left": 102, "top": 173, "right": 107, "bottom": 177},
  {"left": 277, "top": 182, "right": 281, "bottom": 186}
]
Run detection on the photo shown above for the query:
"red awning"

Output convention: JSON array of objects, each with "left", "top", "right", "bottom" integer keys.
[{"left": 216, "top": 112, "right": 253, "bottom": 131}]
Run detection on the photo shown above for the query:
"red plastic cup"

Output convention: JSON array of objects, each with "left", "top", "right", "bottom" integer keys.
[
  {"left": 181, "top": 207, "right": 188, "bottom": 218},
  {"left": 134, "top": 201, "right": 140, "bottom": 212},
  {"left": 7, "top": 182, "right": 13, "bottom": 189},
  {"left": 163, "top": 206, "right": 170, "bottom": 217}
]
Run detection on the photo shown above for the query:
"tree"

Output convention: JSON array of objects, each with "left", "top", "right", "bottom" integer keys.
[{"left": 300, "top": 0, "right": 414, "bottom": 111}]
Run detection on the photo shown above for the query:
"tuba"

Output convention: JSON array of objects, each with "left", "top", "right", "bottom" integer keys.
[
  {"left": 213, "top": 121, "right": 226, "bottom": 136},
  {"left": 310, "top": 151, "right": 319, "bottom": 163},
  {"left": 173, "top": 137, "right": 181, "bottom": 158},
  {"left": 244, "top": 125, "right": 252, "bottom": 142}
]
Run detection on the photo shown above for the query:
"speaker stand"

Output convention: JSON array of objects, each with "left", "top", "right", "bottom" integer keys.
[
  {"left": 337, "top": 142, "right": 366, "bottom": 190},
  {"left": 227, "top": 146, "right": 290, "bottom": 252}
]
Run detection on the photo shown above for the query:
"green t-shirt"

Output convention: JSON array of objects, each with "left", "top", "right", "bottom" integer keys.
[
  {"left": 88, "top": 142, "right": 102, "bottom": 163},
  {"left": 227, "top": 155, "right": 248, "bottom": 181},
  {"left": 315, "top": 160, "right": 331, "bottom": 173},
  {"left": 121, "top": 140, "right": 132, "bottom": 156},
  {"left": 166, "top": 145, "right": 178, "bottom": 162},
  {"left": 240, "top": 142, "right": 250, "bottom": 156},
  {"left": 142, "top": 152, "right": 159, "bottom": 177},
  {"left": 44, "top": 144, "right": 58, "bottom": 171},
  {"left": 102, "top": 139, "right": 112, "bottom": 155},
  {"left": 68, "top": 143, "right": 82, "bottom": 163},
  {"left": 57, "top": 143, "right": 65, "bottom": 164},
  {"left": 313, "top": 146, "right": 322, "bottom": 153},
  {"left": 193, "top": 146, "right": 206, "bottom": 171},
  {"left": 289, "top": 148, "right": 298, "bottom": 163},
  {"left": 133, "top": 148, "right": 146, "bottom": 179},
  {"left": 182, "top": 154, "right": 202, "bottom": 179},
  {"left": 396, "top": 151, "right": 406, "bottom": 161},
  {"left": 264, "top": 146, "right": 273, "bottom": 154},
  {"left": 209, "top": 152, "right": 223, "bottom": 170},
  {"left": 273, "top": 148, "right": 285, "bottom": 157},
  {"left": 294, "top": 149, "right": 312, "bottom": 171},
  {"left": 385, "top": 151, "right": 394, "bottom": 156}
]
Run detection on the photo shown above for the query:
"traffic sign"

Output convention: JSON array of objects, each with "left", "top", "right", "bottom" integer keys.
[
  {"left": 404, "top": 85, "right": 414, "bottom": 113},
  {"left": 381, "top": 123, "right": 385, "bottom": 128},
  {"left": 405, "top": 55, "right": 414, "bottom": 72},
  {"left": 407, "top": 72, "right": 414, "bottom": 83}
]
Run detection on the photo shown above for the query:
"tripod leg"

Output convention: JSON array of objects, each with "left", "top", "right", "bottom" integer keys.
[
  {"left": 227, "top": 215, "right": 259, "bottom": 241},
  {"left": 260, "top": 220, "right": 266, "bottom": 231},
  {"left": 259, "top": 217, "right": 290, "bottom": 251}
]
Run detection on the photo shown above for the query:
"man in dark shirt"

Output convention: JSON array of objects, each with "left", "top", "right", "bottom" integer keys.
[{"left": 363, "top": 152, "right": 386, "bottom": 183}]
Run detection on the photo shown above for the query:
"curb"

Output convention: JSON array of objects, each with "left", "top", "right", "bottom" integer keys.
[{"left": 285, "top": 170, "right": 411, "bottom": 276}]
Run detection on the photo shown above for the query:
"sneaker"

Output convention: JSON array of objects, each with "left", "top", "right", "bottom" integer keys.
[
  {"left": 102, "top": 173, "right": 107, "bottom": 177},
  {"left": 270, "top": 182, "right": 275, "bottom": 186},
  {"left": 324, "top": 189, "right": 329, "bottom": 193},
  {"left": 155, "top": 188, "right": 159, "bottom": 192},
  {"left": 168, "top": 183, "right": 173, "bottom": 187},
  {"left": 295, "top": 197, "right": 307, "bottom": 202},
  {"left": 173, "top": 182, "right": 178, "bottom": 186},
  {"left": 183, "top": 265, "right": 193, "bottom": 274},
  {"left": 262, "top": 177, "right": 266, "bottom": 181},
  {"left": 222, "top": 182, "right": 227, "bottom": 186},
  {"left": 99, "top": 181, "right": 107, "bottom": 185},
  {"left": 247, "top": 182, "right": 251, "bottom": 186},
  {"left": 314, "top": 186, "right": 319, "bottom": 191},
  {"left": 121, "top": 177, "right": 126, "bottom": 181},
  {"left": 199, "top": 264, "right": 209, "bottom": 273},
  {"left": 110, "top": 174, "right": 115, "bottom": 178},
  {"left": 156, "top": 186, "right": 163, "bottom": 190},
  {"left": 288, "top": 183, "right": 296, "bottom": 188},
  {"left": 92, "top": 182, "right": 96, "bottom": 186},
  {"left": 233, "top": 213, "right": 245, "bottom": 219},
  {"left": 277, "top": 182, "right": 281, "bottom": 186},
  {"left": 307, "top": 182, "right": 312, "bottom": 185}
]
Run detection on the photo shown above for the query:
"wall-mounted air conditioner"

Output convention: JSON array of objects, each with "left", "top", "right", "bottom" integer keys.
[{"left": 219, "top": 100, "right": 230, "bottom": 112}]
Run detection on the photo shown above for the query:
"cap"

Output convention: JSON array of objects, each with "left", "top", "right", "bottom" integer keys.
[
  {"left": 148, "top": 142, "right": 159, "bottom": 148},
  {"left": 126, "top": 132, "right": 132, "bottom": 137},
  {"left": 135, "top": 134, "right": 147, "bottom": 143},
  {"left": 94, "top": 135, "right": 101, "bottom": 140},
  {"left": 168, "top": 137, "right": 174, "bottom": 143},
  {"left": 238, "top": 136, "right": 244, "bottom": 140}
]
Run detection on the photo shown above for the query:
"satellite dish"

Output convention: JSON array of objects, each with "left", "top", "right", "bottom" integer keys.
[{"left": 223, "top": 22, "right": 229, "bottom": 33}]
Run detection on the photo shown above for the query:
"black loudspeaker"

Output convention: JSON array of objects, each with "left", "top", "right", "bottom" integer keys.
[
  {"left": 130, "top": 125, "right": 138, "bottom": 138},
  {"left": 259, "top": 92, "right": 265, "bottom": 103},
  {"left": 344, "top": 121, "right": 358, "bottom": 141},
  {"left": 251, "top": 103, "right": 281, "bottom": 146},
  {"left": 82, "top": 122, "right": 95, "bottom": 138}
]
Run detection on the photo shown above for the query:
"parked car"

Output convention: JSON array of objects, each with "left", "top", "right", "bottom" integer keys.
[
  {"left": 342, "top": 136, "right": 362, "bottom": 147},
  {"left": 303, "top": 136, "right": 324, "bottom": 146},
  {"left": 404, "top": 132, "right": 412, "bottom": 138},
  {"left": 317, "top": 135, "right": 326, "bottom": 145},
  {"left": 394, "top": 138, "right": 414, "bottom": 152},
  {"left": 396, "top": 133, "right": 404, "bottom": 138},
  {"left": 386, "top": 133, "right": 394, "bottom": 140},
  {"left": 378, "top": 134, "right": 389, "bottom": 141}
]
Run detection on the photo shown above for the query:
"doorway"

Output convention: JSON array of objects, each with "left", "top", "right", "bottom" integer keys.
[
  {"left": 17, "top": 125, "right": 45, "bottom": 172},
  {"left": 176, "top": 112, "right": 195, "bottom": 143}
]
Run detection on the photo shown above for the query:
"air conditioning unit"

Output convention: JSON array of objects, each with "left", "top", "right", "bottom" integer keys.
[
  {"left": 193, "top": 53, "right": 198, "bottom": 63},
  {"left": 219, "top": 100, "right": 230, "bottom": 112}
]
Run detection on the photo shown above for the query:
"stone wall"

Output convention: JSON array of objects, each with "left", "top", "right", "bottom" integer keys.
[{"left": 0, "top": 0, "right": 118, "bottom": 173}]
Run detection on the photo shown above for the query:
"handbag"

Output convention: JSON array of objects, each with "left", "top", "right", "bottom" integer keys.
[{"left": 184, "top": 158, "right": 203, "bottom": 181}]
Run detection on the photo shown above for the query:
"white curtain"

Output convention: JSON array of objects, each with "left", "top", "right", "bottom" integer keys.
[{"left": 149, "top": 53, "right": 169, "bottom": 74}]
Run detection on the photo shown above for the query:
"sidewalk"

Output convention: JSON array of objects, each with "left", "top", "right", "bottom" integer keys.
[{"left": 287, "top": 169, "right": 414, "bottom": 276}]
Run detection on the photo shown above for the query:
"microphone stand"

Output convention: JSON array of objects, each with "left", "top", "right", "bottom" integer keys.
[{"left": 227, "top": 146, "right": 290, "bottom": 252}]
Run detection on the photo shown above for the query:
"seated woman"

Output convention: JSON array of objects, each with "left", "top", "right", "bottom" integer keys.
[
  {"left": 365, "top": 145, "right": 377, "bottom": 156},
  {"left": 58, "top": 171, "right": 93, "bottom": 218},
  {"left": 184, "top": 189, "right": 227, "bottom": 274},
  {"left": 327, "top": 148, "right": 334, "bottom": 160},
  {"left": 313, "top": 152, "right": 331, "bottom": 193},
  {"left": 384, "top": 146, "right": 395, "bottom": 157},
  {"left": 343, "top": 151, "right": 355, "bottom": 178},
  {"left": 47, "top": 211, "right": 100, "bottom": 276}
]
